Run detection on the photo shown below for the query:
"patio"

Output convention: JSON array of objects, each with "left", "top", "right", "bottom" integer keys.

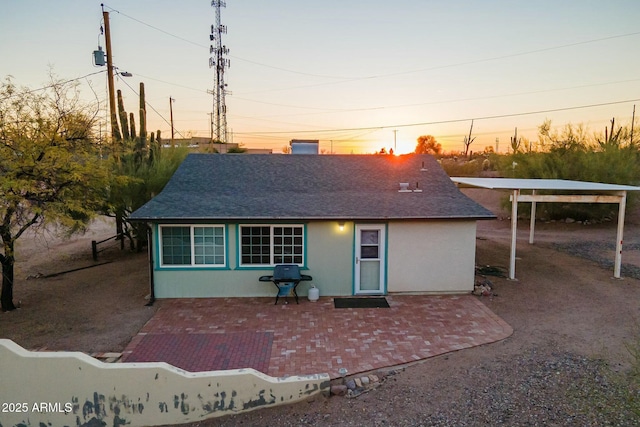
[{"left": 121, "top": 295, "right": 512, "bottom": 379}]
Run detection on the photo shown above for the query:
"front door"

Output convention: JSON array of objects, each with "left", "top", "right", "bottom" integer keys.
[{"left": 354, "top": 224, "right": 386, "bottom": 295}]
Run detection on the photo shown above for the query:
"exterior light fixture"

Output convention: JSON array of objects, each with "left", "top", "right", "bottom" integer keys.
[{"left": 338, "top": 222, "right": 345, "bottom": 231}]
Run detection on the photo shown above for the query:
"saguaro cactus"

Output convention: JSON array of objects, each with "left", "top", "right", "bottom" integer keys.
[
  {"left": 139, "top": 82, "right": 147, "bottom": 143},
  {"left": 117, "top": 89, "right": 130, "bottom": 141},
  {"left": 129, "top": 112, "right": 136, "bottom": 141},
  {"left": 510, "top": 127, "right": 521, "bottom": 153}
]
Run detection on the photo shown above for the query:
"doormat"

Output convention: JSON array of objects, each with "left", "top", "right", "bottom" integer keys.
[{"left": 334, "top": 297, "right": 390, "bottom": 309}]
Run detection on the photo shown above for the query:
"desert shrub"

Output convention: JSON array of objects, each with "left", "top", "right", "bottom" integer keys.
[
  {"left": 439, "top": 158, "right": 485, "bottom": 177},
  {"left": 497, "top": 121, "right": 640, "bottom": 220}
]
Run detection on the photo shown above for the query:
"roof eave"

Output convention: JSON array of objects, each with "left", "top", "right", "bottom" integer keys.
[{"left": 129, "top": 214, "right": 497, "bottom": 222}]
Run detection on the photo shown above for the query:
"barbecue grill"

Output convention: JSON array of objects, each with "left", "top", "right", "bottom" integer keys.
[{"left": 259, "top": 264, "right": 313, "bottom": 305}]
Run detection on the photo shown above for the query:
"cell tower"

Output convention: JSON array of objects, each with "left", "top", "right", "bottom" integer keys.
[{"left": 209, "top": 0, "right": 230, "bottom": 144}]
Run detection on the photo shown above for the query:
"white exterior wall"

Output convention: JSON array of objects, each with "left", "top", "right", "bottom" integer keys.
[{"left": 387, "top": 220, "right": 477, "bottom": 293}]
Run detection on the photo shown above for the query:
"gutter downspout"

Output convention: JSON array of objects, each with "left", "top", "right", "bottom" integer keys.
[{"left": 145, "top": 224, "right": 155, "bottom": 306}]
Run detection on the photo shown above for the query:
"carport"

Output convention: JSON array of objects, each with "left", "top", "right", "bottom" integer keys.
[{"left": 451, "top": 178, "right": 640, "bottom": 280}]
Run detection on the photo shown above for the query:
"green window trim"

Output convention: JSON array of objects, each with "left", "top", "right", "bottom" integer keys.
[
  {"left": 238, "top": 224, "right": 305, "bottom": 267},
  {"left": 158, "top": 224, "right": 227, "bottom": 268}
]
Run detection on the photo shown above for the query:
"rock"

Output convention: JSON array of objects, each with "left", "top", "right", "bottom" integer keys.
[
  {"left": 565, "top": 218, "right": 575, "bottom": 224},
  {"left": 330, "top": 385, "right": 347, "bottom": 396},
  {"left": 354, "top": 377, "right": 362, "bottom": 388},
  {"left": 369, "top": 374, "right": 380, "bottom": 383},
  {"left": 361, "top": 376, "right": 370, "bottom": 386},
  {"left": 345, "top": 379, "right": 356, "bottom": 390}
]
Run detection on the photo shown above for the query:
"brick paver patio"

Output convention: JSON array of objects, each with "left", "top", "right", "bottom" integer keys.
[{"left": 121, "top": 295, "right": 512, "bottom": 379}]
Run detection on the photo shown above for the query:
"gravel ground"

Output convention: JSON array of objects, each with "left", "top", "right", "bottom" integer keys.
[
  {"left": 419, "top": 350, "right": 637, "bottom": 427},
  {"left": 551, "top": 241, "right": 640, "bottom": 280},
  {"left": 197, "top": 347, "right": 639, "bottom": 427}
]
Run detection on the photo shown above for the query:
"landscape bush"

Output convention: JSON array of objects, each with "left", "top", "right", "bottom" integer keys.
[{"left": 497, "top": 120, "right": 640, "bottom": 220}]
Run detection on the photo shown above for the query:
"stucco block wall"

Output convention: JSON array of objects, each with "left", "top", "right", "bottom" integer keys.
[
  {"left": 387, "top": 220, "right": 477, "bottom": 293},
  {"left": 153, "top": 222, "right": 354, "bottom": 298},
  {"left": 0, "top": 339, "right": 329, "bottom": 427}
]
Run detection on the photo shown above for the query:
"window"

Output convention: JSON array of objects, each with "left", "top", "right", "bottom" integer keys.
[
  {"left": 160, "top": 225, "right": 226, "bottom": 267},
  {"left": 240, "top": 225, "right": 304, "bottom": 266}
]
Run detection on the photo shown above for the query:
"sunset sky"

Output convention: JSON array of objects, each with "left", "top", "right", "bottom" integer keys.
[{"left": 2, "top": 1, "right": 640, "bottom": 154}]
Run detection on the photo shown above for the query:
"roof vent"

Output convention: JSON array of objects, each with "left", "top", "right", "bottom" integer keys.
[
  {"left": 420, "top": 161, "right": 428, "bottom": 171},
  {"left": 413, "top": 182, "right": 423, "bottom": 193},
  {"left": 398, "top": 182, "right": 411, "bottom": 193}
]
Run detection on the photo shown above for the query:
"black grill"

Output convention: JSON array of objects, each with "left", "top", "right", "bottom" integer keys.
[{"left": 259, "top": 264, "right": 312, "bottom": 305}]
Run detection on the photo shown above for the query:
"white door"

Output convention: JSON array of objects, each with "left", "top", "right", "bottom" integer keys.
[{"left": 354, "top": 224, "right": 386, "bottom": 295}]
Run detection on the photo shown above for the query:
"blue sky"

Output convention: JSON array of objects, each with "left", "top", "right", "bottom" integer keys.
[{"left": 2, "top": 1, "right": 640, "bottom": 153}]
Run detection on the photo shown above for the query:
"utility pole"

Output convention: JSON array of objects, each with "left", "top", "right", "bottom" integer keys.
[
  {"left": 102, "top": 5, "right": 119, "bottom": 142},
  {"left": 393, "top": 130, "right": 398, "bottom": 153},
  {"left": 631, "top": 104, "right": 636, "bottom": 146},
  {"left": 209, "top": 1, "right": 231, "bottom": 145},
  {"left": 169, "top": 97, "right": 175, "bottom": 144}
]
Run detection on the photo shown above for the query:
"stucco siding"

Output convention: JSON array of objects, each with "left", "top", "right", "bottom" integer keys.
[
  {"left": 387, "top": 220, "right": 477, "bottom": 293},
  {"left": 152, "top": 220, "right": 477, "bottom": 298},
  {"left": 304, "top": 222, "right": 353, "bottom": 296},
  {"left": 153, "top": 222, "right": 354, "bottom": 298}
]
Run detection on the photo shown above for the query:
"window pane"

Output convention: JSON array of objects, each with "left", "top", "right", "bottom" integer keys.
[
  {"left": 361, "top": 230, "right": 379, "bottom": 245},
  {"left": 273, "top": 226, "right": 303, "bottom": 266},
  {"left": 241, "top": 226, "right": 271, "bottom": 265},
  {"left": 241, "top": 225, "right": 303, "bottom": 266},
  {"left": 194, "top": 226, "right": 225, "bottom": 265},
  {"left": 361, "top": 245, "right": 379, "bottom": 259},
  {"left": 162, "top": 227, "right": 191, "bottom": 265}
]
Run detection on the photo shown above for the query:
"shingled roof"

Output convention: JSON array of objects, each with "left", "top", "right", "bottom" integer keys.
[{"left": 130, "top": 153, "right": 495, "bottom": 221}]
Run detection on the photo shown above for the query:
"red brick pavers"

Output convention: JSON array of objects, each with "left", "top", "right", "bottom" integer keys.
[{"left": 121, "top": 295, "right": 512, "bottom": 379}]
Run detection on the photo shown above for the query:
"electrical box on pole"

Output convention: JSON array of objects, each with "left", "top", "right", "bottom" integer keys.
[{"left": 93, "top": 46, "right": 106, "bottom": 66}]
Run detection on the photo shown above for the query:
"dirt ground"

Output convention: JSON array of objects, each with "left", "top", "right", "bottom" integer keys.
[{"left": 2, "top": 190, "right": 640, "bottom": 426}]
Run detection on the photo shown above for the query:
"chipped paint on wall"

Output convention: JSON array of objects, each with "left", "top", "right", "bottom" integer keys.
[{"left": 0, "top": 339, "right": 330, "bottom": 427}]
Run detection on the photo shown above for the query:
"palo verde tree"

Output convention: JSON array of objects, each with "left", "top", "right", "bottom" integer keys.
[{"left": 0, "top": 77, "right": 109, "bottom": 311}]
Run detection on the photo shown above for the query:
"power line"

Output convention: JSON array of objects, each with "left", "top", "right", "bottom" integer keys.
[
  {"left": 234, "top": 30, "right": 640, "bottom": 95},
  {"left": 234, "top": 78, "right": 640, "bottom": 120},
  {"left": 100, "top": 4, "right": 640, "bottom": 86},
  {"left": 238, "top": 97, "right": 640, "bottom": 135},
  {"left": 118, "top": 76, "right": 185, "bottom": 139},
  {"left": 0, "top": 70, "right": 106, "bottom": 101},
  {"left": 102, "top": 4, "right": 206, "bottom": 49}
]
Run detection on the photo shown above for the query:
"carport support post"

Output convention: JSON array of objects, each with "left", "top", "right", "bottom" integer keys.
[
  {"left": 529, "top": 189, "right": 537, "bottom": 244},
  {"left": 614, "top": 191, "right": 627, "bottom": 279},
  {"left": 509, "top": 189, "right": 519, "bottom": 280}
]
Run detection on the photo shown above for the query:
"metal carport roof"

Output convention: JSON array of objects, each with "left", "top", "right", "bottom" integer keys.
[{"left": 451, "top": 177, "right": 640, "bottom": 280}]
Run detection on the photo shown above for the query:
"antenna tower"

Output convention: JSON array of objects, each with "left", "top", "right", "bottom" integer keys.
[{"left": 209, "top": 0, "right": 230, "bottom": 144}]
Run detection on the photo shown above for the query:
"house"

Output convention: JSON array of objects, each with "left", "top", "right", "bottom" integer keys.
[{"left": 129, "top": 153, "right": 495, "bottom": 299}]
